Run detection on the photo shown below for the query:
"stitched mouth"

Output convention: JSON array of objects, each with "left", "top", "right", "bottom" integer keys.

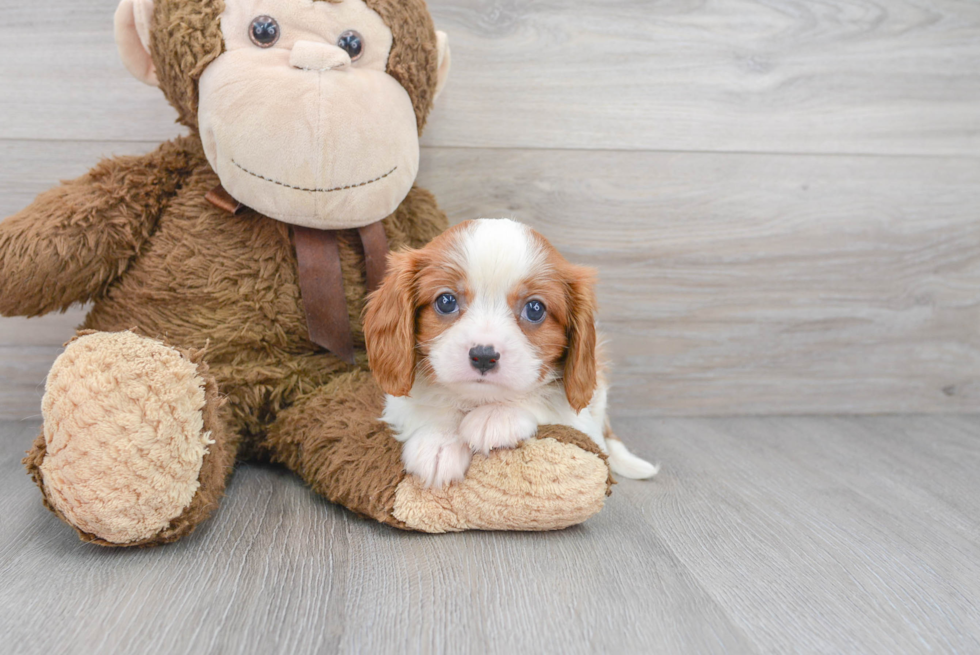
[{"left": 231, "top": 160, "right": 397, "bottom": 193}]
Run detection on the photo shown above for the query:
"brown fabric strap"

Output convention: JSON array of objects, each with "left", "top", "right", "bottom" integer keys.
[
  {"left": 205, "top": 184, "right": 387, "bottom": 365},
  {"left": 358, "top": 221, "right": 389, "bottom": 294},
  {"left": 204, "top": 184, "right": 243, "bottom": 215},
  {"left": 293, "top": 226, "right": 355, "bottom": 365}
]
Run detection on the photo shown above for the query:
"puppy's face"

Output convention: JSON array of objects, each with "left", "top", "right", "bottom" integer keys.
[{"left": 365, "top": 219, "right": 598, "bottom": 411}]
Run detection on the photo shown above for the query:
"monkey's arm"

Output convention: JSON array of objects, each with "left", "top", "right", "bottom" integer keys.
[{"left": 0, "top": 139, "right": 195, "bottom": 317}]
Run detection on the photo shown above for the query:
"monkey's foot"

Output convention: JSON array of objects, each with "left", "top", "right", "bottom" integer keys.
[
  {"left": 24, "top": 331, "right": 233, "bottom": 546},
  {"left": 391, "top": 425, "right": 613, "bottom": 533}
]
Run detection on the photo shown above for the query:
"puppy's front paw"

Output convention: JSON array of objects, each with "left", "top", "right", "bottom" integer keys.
[
  {"left": 459, "top": 405, "right": 538, "bottom": 455},
  {"left": 401, "top": 430, "right": 473, "bottom": 488}
]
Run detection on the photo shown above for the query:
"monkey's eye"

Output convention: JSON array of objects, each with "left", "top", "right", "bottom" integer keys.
[
  {"left": 249, "top": 16, "right": 280, "bottom": 48},
  {"left": 337, "top": 30, "right": 364, "bottom": 61},
  {"left": 522, "top": 300, "right": 547, "bottom": 323},
  {"left": 435, "top": 293, "right": 458, "bottom": 315}
]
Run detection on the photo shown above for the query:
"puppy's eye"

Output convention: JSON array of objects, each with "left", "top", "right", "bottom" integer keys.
[
  {"left": 249, "top": 16, "right": 280, "bottom": 48},
  {"left": 522, "top": 300, "right": 546, "bottom": 323},
  {"left": 435, "top": 293, "right": 458, "bottom": 315},
  {"left": 337, "top": 30, "right": 364, "bottom": 61}
]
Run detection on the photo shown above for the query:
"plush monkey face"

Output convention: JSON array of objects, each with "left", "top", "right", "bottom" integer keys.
[{"left": 115, "top": 0, "right": 450, "bottom": 229}]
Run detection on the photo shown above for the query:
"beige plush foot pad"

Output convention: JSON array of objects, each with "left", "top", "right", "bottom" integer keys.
[
  {"left": 391, "top": 437, "right": 610, "bottom": 533},
  {"left": 37, "top": 331, "right": 213, "bottom": 544}
]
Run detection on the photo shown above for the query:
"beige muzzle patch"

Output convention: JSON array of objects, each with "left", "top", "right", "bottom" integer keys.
[{"left": 39, "top": 332, "right": 212, "bottom": 545}]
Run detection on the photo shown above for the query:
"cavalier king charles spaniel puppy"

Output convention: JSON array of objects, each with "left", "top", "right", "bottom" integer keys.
[{"left": 364, "top": 218, "right": 657, "bottom": 488}]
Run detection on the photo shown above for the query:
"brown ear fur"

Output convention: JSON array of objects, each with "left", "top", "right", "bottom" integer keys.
[
  {"left": 364, "top": 250, "right": 419, "bottom": 396},
  {"left": 563, "top": 265, "right": 598, "bottom": 412}
]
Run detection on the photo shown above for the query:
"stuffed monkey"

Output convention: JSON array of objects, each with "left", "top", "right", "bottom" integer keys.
[{"left": 0, "top": 0, "right": 612, "bottom": 546}]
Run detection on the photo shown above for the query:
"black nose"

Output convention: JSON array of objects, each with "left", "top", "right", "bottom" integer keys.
[{"left": 469, "top": 345, "right": 500, "bottom": 374}]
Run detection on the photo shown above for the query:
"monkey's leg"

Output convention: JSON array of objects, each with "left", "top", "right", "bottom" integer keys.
[
  {"left": 265, "top": 369, "right": 613, "bottom": 533},
  {"left": 24, "top": 331, "right": 237, "bottom": 546}
]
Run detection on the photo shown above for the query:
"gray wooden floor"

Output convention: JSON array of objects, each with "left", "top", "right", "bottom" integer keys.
[{"left": 1, "top": 415, "right": 979, "bottom": 654}]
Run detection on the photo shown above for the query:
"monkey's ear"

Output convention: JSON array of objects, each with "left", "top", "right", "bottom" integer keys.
[
  {"left": 434, "top": 30, "right": 451, "bottom": 101},
  {"left": 115, "top": 0, "right": 158, "bottom": 86}
]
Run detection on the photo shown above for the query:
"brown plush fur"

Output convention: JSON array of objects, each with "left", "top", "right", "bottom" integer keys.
[
  {"left": 0, "top": 139, "right": 198, "bottom": 317},
  {"left": 264, "top": 369, "right": 410, "bottom": 527},
  {"left": 3, "top": 0, "right": 610, "bottom": 544},
  {"left": 358, "top": 0, "right": 440, "bottom": 133}
]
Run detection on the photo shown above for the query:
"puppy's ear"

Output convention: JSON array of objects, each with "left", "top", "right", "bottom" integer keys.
[
  {"left": 563, "top": 265, "right": 598, "bottom": 412},
  {"left": 364, "top": 250, "right": 419, "bottom": 396}
]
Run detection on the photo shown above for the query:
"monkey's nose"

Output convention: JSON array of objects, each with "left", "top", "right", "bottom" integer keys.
[
  {"left": 289, "top": 40, "right": 351, "bottom": 72},
  {"left": 469, "top": 345, "right": 500, "bottom": 375}
]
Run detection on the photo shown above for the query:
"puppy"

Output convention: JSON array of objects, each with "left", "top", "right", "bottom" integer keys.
[{"left": 364, "top": 218, "right": 657, "bottom": 487}]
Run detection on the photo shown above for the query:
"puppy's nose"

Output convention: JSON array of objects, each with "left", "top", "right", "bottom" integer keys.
[{"left": 469, "top": 345, "right": 499, "bottom": 375}]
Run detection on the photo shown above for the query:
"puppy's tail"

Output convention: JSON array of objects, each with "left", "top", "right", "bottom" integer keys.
[{"left": 604, "top": 427, "right": 659, "bottom": 480}]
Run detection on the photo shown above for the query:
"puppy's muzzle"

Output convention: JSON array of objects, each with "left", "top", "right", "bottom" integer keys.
[{"left": 469, "top": 344, "right": 500, "bottom": 375}]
